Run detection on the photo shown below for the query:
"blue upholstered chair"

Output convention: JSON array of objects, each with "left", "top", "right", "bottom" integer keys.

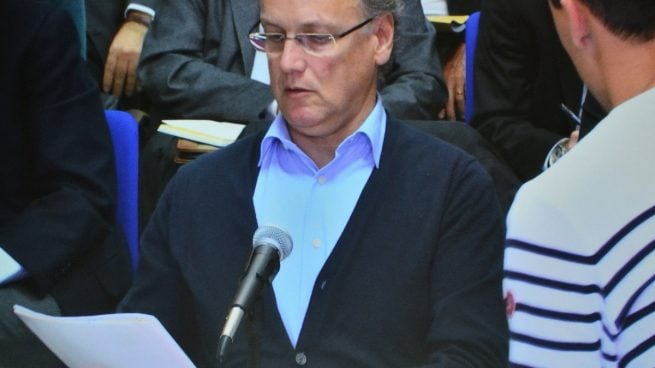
[
  {"left": 465, "top": 11, "right": 480, "bottom": 123},
  {"left": 104, "top": 110, "right": 139, "bottom": 273}
]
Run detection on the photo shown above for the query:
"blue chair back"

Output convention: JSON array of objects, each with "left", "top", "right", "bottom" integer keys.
[
  {"left": 465, "top": 11, "right": 481, "bottom": 123},
  {"left": 104, "top": 110, "right": 139, "bottom": 273}
]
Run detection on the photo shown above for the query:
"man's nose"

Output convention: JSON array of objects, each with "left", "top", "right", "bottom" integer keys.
[{"left": 278, "top": 38, "right": 307, "bottom": 72}]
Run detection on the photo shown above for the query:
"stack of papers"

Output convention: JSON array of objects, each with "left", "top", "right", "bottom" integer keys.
[
  {"left": 14, "top": 305, "right": 196, "bottom": 368},
  {"left": 157, "top": 119, "right": 246, "bottom": 147},
  {"left": 426, "top": 15, "right": 469, "bottom": 31}
]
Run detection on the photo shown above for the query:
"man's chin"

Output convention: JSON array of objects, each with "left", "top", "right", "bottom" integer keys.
[
  {"left": 282, "top": 103, "right": 318, "bottom": 121},
  {"left": 282, "top": 108, "right": 325, "bottom": 130}
]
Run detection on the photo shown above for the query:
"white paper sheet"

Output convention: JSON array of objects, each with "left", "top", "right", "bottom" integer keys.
[
  {"left": 14, "top": 305, "right": 196, "bottom": 368},
  {"left": 158, "top": 119, "right": 246, "bottom": 147}
]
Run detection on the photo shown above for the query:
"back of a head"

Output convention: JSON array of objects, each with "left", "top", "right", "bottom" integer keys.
[{"left": 550, "top": 0, "right": 655, "bottom": 41}]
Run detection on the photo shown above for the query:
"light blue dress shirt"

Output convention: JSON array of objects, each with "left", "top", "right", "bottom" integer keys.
[{"left": 253, "top": 98, "right": 386, "bottom": 347}]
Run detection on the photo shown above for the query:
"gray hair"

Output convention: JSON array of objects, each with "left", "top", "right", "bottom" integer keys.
[{"left": 359, "top": 0, "right": 403, "bottom": 19}]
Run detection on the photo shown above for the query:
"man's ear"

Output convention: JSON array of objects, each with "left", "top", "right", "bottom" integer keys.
[
  {"left": 373, "top": 12, "right": 394, "bottom": 66},
  {"left": 561, "top": 0, "right": 592, "bottom": 49}
]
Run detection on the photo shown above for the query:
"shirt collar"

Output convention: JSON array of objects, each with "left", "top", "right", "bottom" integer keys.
[{"left": 259, "top": 96, "right": 386, "bottom": 168}]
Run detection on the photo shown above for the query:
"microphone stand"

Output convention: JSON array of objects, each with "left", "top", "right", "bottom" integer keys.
[{"left": 217, "top": 298, "right": 262, "bottom": 368}]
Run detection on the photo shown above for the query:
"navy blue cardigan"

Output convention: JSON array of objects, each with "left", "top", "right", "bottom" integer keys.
[{"left": 120, "top": 118, "right": 508, "bottom": 367}]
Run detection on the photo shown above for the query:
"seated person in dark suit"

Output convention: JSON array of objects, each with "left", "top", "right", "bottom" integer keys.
[
  {"left": 0, "top": 1, "right": 132, "bottom": 366},
  {"left": 470, "top": 0, "right": 604, "bottom": 182},
  {"left": 118, "top": 0, "right": 508, "bottom": 366}
]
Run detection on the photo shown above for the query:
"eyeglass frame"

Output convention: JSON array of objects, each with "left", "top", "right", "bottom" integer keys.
[{"left": 249, "top": 16, "right": 376, "bottom": 56}]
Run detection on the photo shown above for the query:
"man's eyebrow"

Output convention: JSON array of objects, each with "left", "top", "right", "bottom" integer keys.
[{"left": 259, "top": 16, "right": 276, "bottom": 27}]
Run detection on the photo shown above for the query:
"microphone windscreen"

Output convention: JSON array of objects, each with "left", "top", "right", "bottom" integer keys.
[{"left": 252, "top": 225, "right": 293, "bottom": 261}]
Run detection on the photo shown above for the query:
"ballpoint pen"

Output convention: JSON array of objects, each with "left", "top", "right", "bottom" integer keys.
[
  {"left": 560, "top": 85, "right": 588, "bottom": 130},
  {"left": 560, "top": 102, "right": 581, "bottom": 130}
]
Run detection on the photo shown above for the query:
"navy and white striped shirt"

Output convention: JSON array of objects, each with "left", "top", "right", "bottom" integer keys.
[{"left": 504, "top": 87, "right": 655, "bottom": 367}]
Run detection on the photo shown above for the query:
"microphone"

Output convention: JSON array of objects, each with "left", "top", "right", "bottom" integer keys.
[{"left": 217, "top": 225, "right": 293, "bottom": 363}]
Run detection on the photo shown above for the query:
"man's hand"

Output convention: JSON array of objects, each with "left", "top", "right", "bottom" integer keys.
[
  {"left": 439, "top": 43, "right": 466, "bottom": 121},
  {"left": 102, "top": 17, "right": 150, "bottom": 97}
]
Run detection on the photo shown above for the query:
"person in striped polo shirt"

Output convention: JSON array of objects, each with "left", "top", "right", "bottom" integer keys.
[{"left": 503, "top": 0, "right": 655, "bottom": 366}]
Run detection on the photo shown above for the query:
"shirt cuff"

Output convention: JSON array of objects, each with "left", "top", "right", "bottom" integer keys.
[
  {"left": 0, "top": 246, "right": 27, "bottom": 285},
  {"left": 124, "top": 4, "right": 156, "bottom": 19}
]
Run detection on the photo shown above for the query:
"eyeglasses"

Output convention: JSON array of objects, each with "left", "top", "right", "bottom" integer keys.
[{"left": 249, "top": 17, "right": 375, "bottom": 56}]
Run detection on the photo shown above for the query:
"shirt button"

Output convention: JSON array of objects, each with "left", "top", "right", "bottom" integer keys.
[
  {"left": 312, "top": 238, "right": 321, "bottom": 248},
  {"left": 295, "top": 351, "right": 307, "bottom": 365},
  {"left": 317, "top": 175, "right": 327, "bottom": 184}
]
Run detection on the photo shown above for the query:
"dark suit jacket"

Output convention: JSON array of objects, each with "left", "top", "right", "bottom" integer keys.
[
  {"left": 470, "top": 0, "right": 604, "bottom": 181},
  {"left": 0, "top": 0, "right": 131, "bottom": 314},
  {"left": 138, "top": 0, "right": 446, "bottom": 124},
  {"left": 448, "top": 0, "right": 481, "bottom": 15},
  {"left": 120, "top": 118, "right": 508, "bottom": 367}
]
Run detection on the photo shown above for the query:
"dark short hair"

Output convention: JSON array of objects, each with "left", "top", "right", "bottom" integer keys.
[{"left": 549, "top": 0, "right": 655, "bottom": 41}]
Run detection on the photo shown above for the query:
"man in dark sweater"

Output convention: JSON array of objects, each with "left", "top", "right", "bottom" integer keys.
[{"left": 119, "top": 0, "right": 509, "bottom": 366}]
